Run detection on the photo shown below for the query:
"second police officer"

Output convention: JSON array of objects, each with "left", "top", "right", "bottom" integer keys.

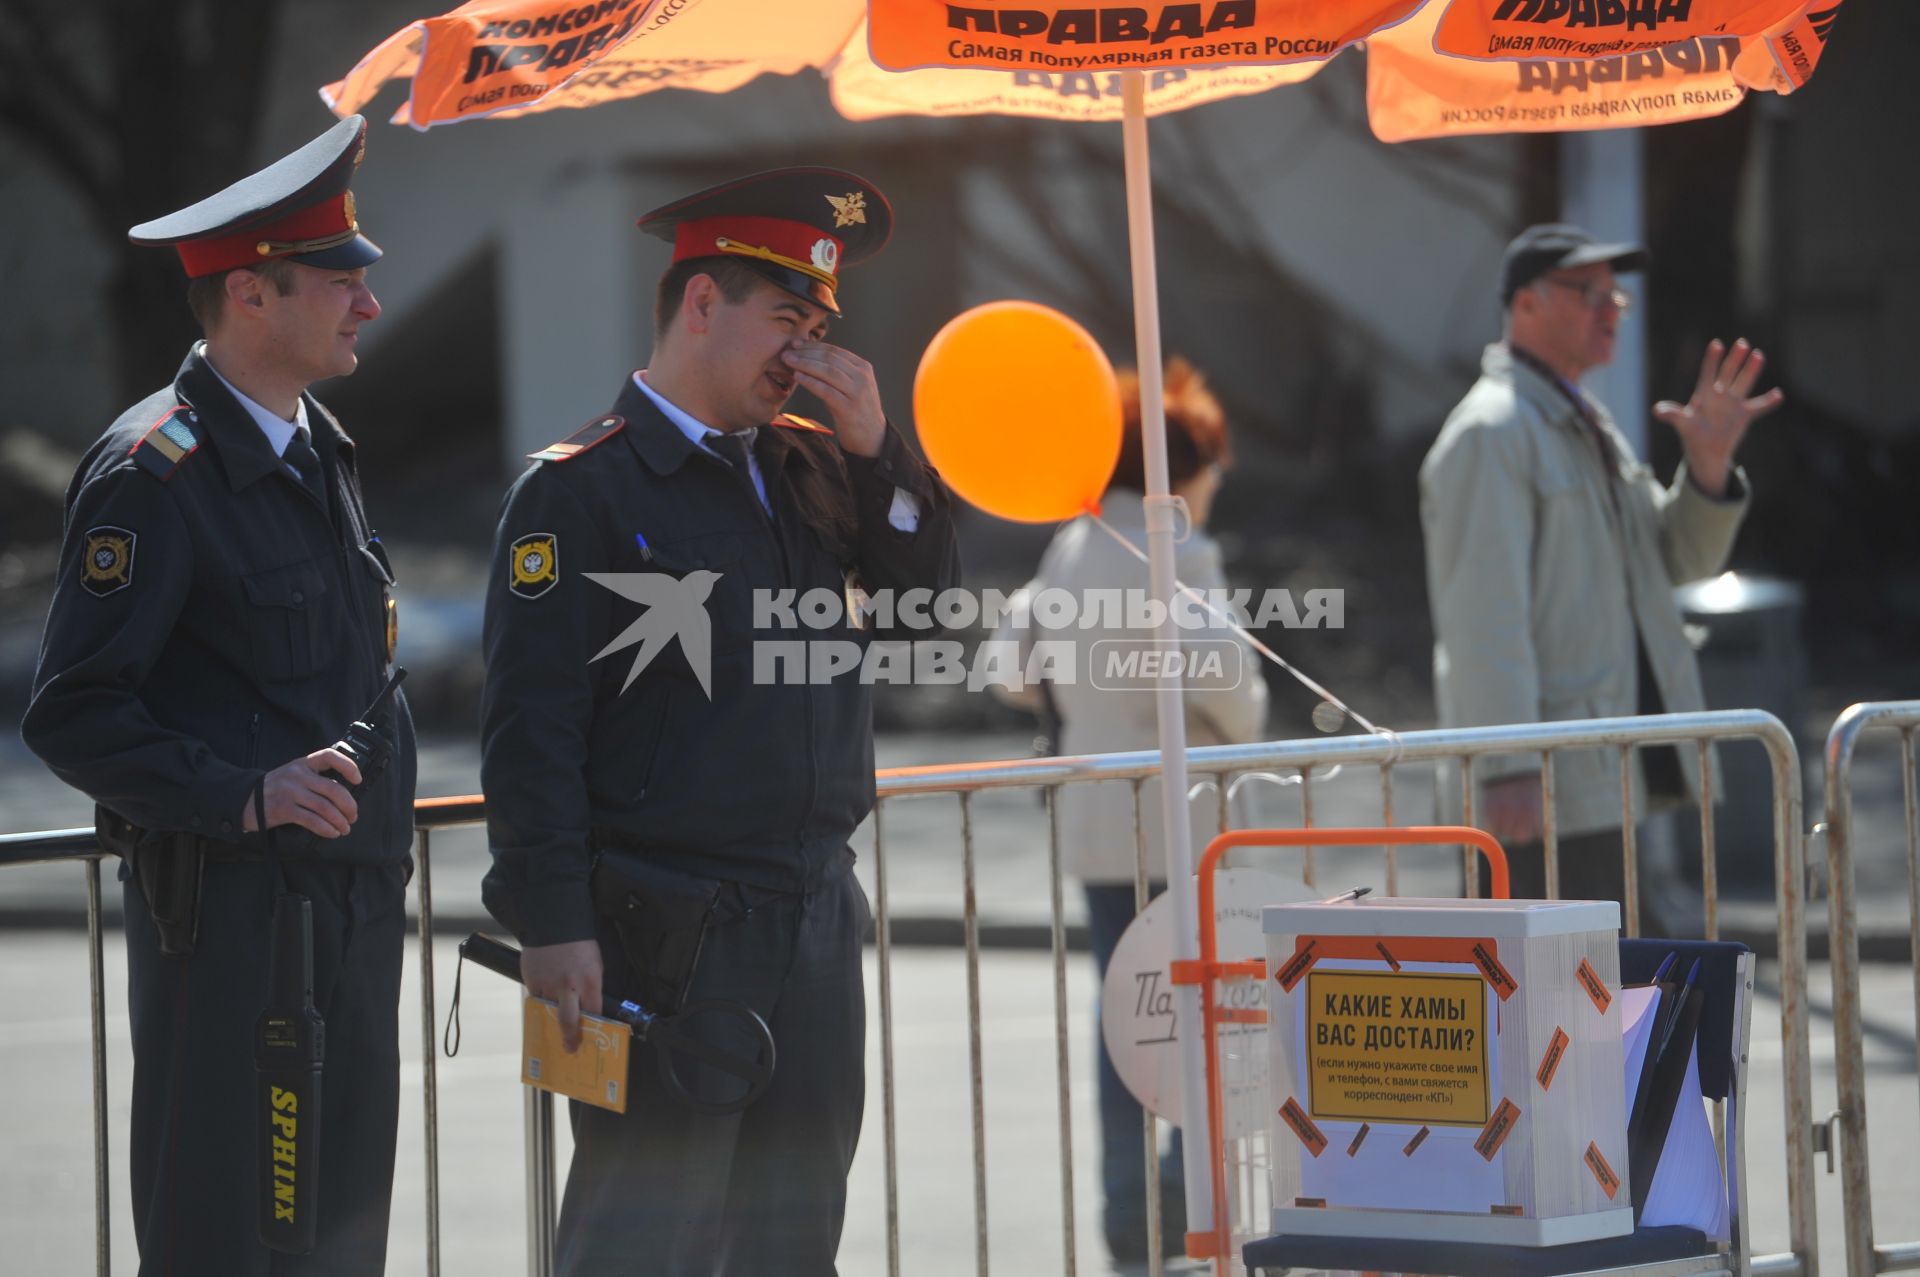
[{"left": 480, "top": 168, "right": 961, "bottom": 1274}]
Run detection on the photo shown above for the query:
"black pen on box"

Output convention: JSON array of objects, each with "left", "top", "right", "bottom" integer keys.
[{"left": 1323, "top": 886, "right": 1371, "bottom": 904}]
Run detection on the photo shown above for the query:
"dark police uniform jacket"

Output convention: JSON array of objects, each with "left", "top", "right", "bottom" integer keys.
[
  {"left": 22, "top": 345, "right": 416, "bottom": 863},
  {"left": 480, "top": 377, "right": 962, "bottom": 947}
]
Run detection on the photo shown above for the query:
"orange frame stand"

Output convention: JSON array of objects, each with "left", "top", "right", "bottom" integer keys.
[{"left": 1167, "top": 826, "right": 1512, "bottom": 1271}]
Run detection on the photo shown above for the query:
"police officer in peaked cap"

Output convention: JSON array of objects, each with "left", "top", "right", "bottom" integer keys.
[
  {"left": 22, "top": 114, "right": 417, "bottom": 1274},
  {"left": 479, "top": 167, "right": 961, "bottom": 1273}
]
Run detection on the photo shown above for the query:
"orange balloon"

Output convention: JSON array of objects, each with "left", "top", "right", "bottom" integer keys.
[{"left": 913, "top": 301, "right": 1122, "bottom": 523}]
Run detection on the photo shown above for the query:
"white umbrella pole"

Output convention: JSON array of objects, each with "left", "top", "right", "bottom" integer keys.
[{"left": 1120, "top": 69, "right": 1213, "bottom": 1256}]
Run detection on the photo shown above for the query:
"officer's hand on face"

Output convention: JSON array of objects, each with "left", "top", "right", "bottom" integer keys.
[
  {"left": 521, "top": 940, "right": 604, "bottom": 1054},
  {"left": 241, "top": 749, "right": 362, "bottom": 838},
  {"left": 1653, "top": 337, "right": 1785, "bottom": 499},
  {"left": 1480, "top": 775, "right": 1544, "bottom": 848},
  {"left": 780, "top": 341, "right": 887, "bottom": 458}
]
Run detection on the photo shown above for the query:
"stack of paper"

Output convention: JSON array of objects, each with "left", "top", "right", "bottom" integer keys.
[{"left": 1619, "top": 984, "right": 1727, "bottom": 1240}]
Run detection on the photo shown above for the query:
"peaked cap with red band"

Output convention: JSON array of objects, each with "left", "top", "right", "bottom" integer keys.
[
  {"left": 637, "top": 167, "right": 893, "bottom": 317},
  {"left": 128, "top": 115, "right": 381, "bottom": 280}
]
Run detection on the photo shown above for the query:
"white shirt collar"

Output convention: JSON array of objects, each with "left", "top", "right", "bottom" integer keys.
[
  {"left": 201, "top": 343, "right": 309, "bottom": 457},
  {"left": 631, "top": 371, "right": 755, "bottom": 454}
]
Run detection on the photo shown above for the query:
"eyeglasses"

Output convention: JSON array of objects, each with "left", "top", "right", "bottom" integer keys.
[{"left": 1542, "top": 277, "right": 1632, "bottom": 312}]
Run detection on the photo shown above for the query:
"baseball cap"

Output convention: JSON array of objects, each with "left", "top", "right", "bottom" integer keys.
[{"left": 1500, "top": 223, "right": 1649, "bottom": 305}]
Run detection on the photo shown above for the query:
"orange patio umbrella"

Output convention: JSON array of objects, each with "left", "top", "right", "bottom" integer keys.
[
  {"left": 322, "top": 2, "right": 1842, "bottom": 1268},
  {"left": 323, "top": 0, "right": 1835, "bottom": 133}
]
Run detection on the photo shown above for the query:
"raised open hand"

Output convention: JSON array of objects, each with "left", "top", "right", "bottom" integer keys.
[{"left": 1652, "top": 338, "right": 1784, "bottom": 497}]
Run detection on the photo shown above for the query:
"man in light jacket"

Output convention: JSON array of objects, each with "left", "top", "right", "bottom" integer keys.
[{"left": 1421, "top": 223, "right": 1783, "bottom": 909}]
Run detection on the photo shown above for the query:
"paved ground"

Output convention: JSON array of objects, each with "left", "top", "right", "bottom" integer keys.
[{"left": 3, "top": 930, "right": 1915, "bottom": 1276}]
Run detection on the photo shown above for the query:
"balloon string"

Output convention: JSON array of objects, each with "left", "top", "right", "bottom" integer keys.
[{"left": 1087, "top": 513, "right": 1397, "bottom": 745}]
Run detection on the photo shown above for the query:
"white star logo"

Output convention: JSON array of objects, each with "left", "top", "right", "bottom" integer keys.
[{"left": 585, "top": 570, "right": 722, "bottom": 697}]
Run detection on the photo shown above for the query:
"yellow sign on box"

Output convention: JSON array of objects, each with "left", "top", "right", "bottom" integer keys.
[
  {"left": 1304, "top": 970, "right": 1489, "bottom": 1127},
  {"left": 522, "top": 995, "right": 629, "bottom": 1114}
]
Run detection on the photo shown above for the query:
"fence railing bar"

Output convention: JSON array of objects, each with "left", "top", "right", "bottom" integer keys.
[
  {"left": 1045, "top": 786, "right": 1077, "bottom": 1277},
  {"left": 1875, "top": 1242, "right": 1920, "bottom": 1274},
  {"left": 85, "top": 855, "right": 109, "bottom": 1277},
  {"left": 1461, "top": 754, "right": 1477, "bottom": 899},
  {"left": 523, "top": 1087, "right": 555, "bottom": 1277},
  {"left": 874, "top": 798, "right": 902, "bottom": 1277},
  {"left": 1825, "top": 702, "right": 1920, "bottom": 1277},
  {"left": 1134, "top": 778, "right": 1164, "bottom": 1277},
  {"left": 1903, "top": 728, "right": 1918, "bottom": 1151},
  {"left": 416, "top": 827, "right": 443, "bottom": 1277},
  {"left": 1700, "top": 738, "right": 1720, "bottom": 941},
  {"left": 1765, "top": 716, "right": 1814, "bottom": 1277},
  {"left": 1379, "top": 765, "right": 1398, "bottom": 898},
  {"left": 1299, "top": 767, "right": 1315, "bottom": 889},
  {"left": 1542, "top": 750, "right": 1560, "bottom": 902},
  {"left": 960, "top": 791, "right": 990, "bottom": 1277},
  {"left": 1622, "top": 746, "right": 1640, "bottom": 939}
]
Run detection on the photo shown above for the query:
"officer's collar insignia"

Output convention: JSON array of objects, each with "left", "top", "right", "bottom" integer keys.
[
  {"left": 80, "top": 526, "right": 136, "bottom": 597},
  {"left": 826, "top": 191, "right": 866, "bottom": 228},
  {"left": 529, "top": 414, "right": 626, "bottom": 463},
  {"left": 509, "top": 533, "right": 559, "bottom": 600},
  {"left": 775, "top": 413, "right": 832, "bottom": 434},
  {"left": 129, "top": 407, "right": 200, "bottom": 482}
]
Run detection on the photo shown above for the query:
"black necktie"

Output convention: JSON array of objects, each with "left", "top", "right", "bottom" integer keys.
[
  {"left": 708, "top": 430, "right": 751, "bottom": 471},
  {"left": 284, "top": 428, "right": 329, "bottom": 510},
  {"left": 708, "top": 431, "right": 767, "bottom": 513}
]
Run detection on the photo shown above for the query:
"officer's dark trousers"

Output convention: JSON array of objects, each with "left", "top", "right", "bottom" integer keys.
[
  {"left": 554, "top": 868, "right": 869, "bottom": 1277},
  {"left": 124, "top": 855, "right": 406, "bottom": 1276}
]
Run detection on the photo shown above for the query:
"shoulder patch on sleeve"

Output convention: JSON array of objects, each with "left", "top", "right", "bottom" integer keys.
[
  {"left": 127, "top": 408, "right": 201, "bottom": 481},
  {"left": 79, "top": 526, "right": 137, "bottom": 597},
  {"left": 508, "top": 533, "right": 559, "bottom": 598},
  {"left": 775, "top": 413, "right": 833, "bottom": 434},
  {"left": 529, "top": 415, "right": 625, "bottom": 462}
]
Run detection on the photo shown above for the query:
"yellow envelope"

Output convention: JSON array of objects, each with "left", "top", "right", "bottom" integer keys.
[{"left": 521, "top": 994, "right": 630, "bottom": 1114}]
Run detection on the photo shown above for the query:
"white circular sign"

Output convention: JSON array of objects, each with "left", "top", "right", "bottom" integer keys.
[{"left": 1101, "top": 867, "right": 1316, "bottom": 1136}]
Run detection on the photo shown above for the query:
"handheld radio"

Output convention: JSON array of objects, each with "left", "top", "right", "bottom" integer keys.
[{"left": 328, "top": 666, "right": 407, "bottom": 799}]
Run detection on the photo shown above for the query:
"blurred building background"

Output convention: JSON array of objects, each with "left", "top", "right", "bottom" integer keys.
[{"left": 1, "top": 0, "right": 1914, "bottom": 737}]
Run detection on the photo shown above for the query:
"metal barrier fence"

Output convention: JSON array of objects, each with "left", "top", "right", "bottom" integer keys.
[
  {"left": 1823, "top": 701, "right": 1920, "bottom": 1277},
  {"left": 0, "top": 709, "right": 1821, "bottom": 1277}
]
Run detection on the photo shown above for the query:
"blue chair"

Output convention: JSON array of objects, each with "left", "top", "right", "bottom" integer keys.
[{"left": 1242, "top": 938, "right": 1754, "bottom": 1277}]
